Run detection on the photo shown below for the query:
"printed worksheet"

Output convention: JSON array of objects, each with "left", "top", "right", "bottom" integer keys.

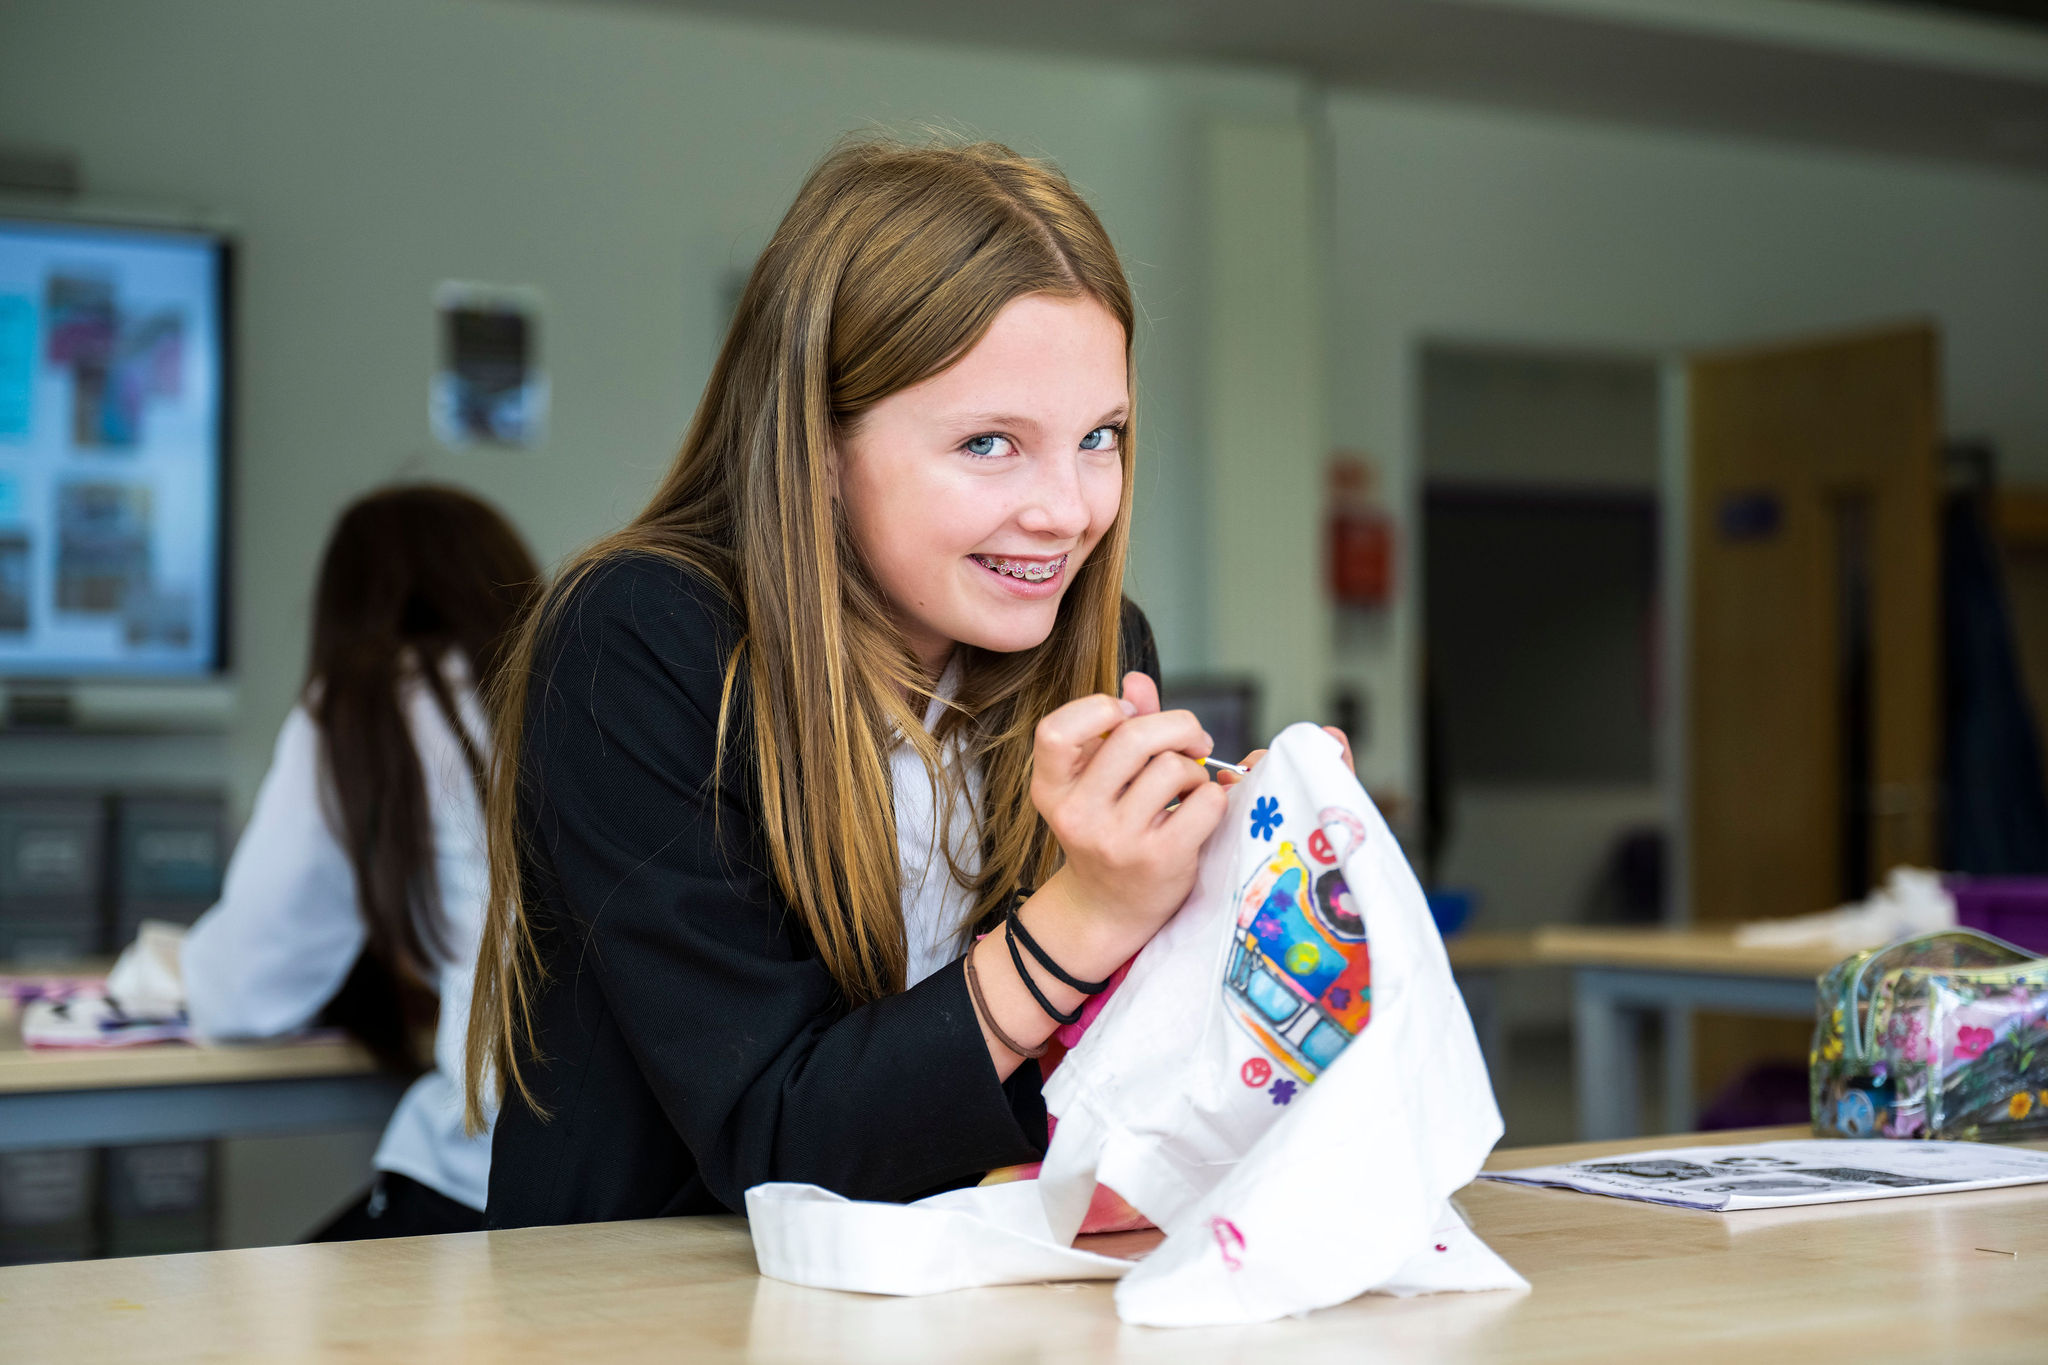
[{"left": 1479, "top": 1139, "right": 2048, "bottom": 1210}]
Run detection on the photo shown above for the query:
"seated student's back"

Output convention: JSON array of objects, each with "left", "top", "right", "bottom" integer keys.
[{"left": 182, "top": 484, "right": 540, "bottom": 1238}]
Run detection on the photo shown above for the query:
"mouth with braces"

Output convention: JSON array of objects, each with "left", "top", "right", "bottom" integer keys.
[{"left": 970, "top": 553, "right": 1067, "bottom": 583}]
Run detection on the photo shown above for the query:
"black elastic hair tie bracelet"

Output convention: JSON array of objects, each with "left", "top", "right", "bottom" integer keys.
[
  {"left": 1005, "top": 897, "right": 1113, "bottom": 996},
  {"left": 1005, "top": 920, "right": 1084, "bottom": 1027}
]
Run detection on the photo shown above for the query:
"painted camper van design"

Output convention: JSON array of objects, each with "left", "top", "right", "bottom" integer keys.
[{"left": 1221, "top": 825, "right": 1371, "bottom": 1084}]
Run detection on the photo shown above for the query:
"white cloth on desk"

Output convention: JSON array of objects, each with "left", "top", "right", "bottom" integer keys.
[
  {"left": 180, "top": 655, "right": 495, "bottom": 1211},
  {"left": 1734, "top": 865, "right": 1956, "bottom": 953}
]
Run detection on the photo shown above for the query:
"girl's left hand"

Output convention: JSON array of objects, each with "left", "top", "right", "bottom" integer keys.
[{"left": 1214, "top": 725, "right": 1354, "bottom": 786}]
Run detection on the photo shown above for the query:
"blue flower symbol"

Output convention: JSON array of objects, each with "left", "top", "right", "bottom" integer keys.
[
  {"left": 1249, "top": 796, "right": 1282, "bottom": 841},
  {"left": 1269, "top": 1079, "right": 1297, "bottom": 1106}
]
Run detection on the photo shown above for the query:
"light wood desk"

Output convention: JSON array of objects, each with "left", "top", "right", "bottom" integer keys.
[
  {"left": 0, "top": 973, "right": 404, "bottom": 1153},
  {"left": 4, "top": 1125, "right": 2043, "bottom": 1364},
  {"left": 1526, "top": 927, "right": 1846, "bottom": 1141}
]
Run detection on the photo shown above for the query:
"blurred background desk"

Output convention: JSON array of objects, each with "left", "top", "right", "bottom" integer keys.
[
  {"left": 1531, "top": 928, "right": 1841, "bottom": 1141},
  {"left": 0, "top": 998, "right": 402, "bottom": 1155}
]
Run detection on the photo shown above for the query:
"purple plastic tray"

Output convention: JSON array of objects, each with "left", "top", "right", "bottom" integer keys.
[{"left": 1951, "top": 877, "right": 2048, "bottom": 957}]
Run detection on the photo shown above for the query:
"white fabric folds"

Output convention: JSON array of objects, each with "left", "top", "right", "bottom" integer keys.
[{"left": 746, "top": 724, "right": 1526, "bottom": 1326}]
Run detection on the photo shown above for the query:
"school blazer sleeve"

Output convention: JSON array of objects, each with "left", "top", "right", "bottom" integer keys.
[{"left": 515, "top": 558, "right": 1046, "bottom": 1213}]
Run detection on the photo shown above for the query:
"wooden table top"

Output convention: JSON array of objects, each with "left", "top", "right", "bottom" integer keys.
[
  {"left": 5, "top": 1125, "right": 2043, "bottom": 1364},
  {"left": 1528, "top": 925, "right": 1848, "bottom": 978},
  {"left": 0, "top": 967, "right": 377, "bottom": 1094},
  {"left": 1443, "top": 927, "right": 1849, "bottom": 979},
  {"left": 1439, "top": 929, "right": 1539, "bottom": 970}
]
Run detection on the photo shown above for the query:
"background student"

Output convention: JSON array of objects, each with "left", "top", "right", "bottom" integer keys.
[
  {"left": 182, "top": 484, "right": 540, "bottom": 1239},
  {"left": 467, "top": 138, "right": 1285, "bottom": 1228}
]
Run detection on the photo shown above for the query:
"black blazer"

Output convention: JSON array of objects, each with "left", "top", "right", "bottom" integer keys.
[{"left": 485, "top": 554, "right": 1163, "bottom": 1227}]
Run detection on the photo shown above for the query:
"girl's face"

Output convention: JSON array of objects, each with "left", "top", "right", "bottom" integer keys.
[{"left": 839, "top": 292, "right": 1128, "bottom": 674}]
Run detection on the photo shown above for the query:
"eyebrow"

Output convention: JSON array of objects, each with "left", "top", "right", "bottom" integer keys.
[{"left": 948, "top": 406, "right": 1130, "bottom": 431}]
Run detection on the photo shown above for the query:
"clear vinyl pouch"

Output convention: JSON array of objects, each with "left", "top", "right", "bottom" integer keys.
[{"left": 1812, "top": 928, "right": 2048, "bottom": 1141}]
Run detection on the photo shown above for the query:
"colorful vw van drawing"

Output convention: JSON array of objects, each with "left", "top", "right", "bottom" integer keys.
[{"left": 1221, "top": 835, "right": 1371, "bottom": 1085}]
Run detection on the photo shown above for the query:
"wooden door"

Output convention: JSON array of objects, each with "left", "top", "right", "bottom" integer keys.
[{"left": 1685, "top": 323, "right": 1941, "bottom": 1104}]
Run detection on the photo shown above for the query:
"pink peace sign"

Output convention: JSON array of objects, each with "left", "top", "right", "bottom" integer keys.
[{"left": 1240, "top": 1057, "right": 1272, "bottom": 1088}]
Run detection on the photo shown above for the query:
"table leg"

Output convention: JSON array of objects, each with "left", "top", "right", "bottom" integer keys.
[
  {"left": 1573, "top": 970, "right": 1640, "bottom": 1141},
  {"left": 1569, "top": 968, "right": 1817, "bottom": 1142},
  {"left": 1455, "top": 969, "right": 1505, "bottom": 1087},
  {"left": 1661, "top": 1002, "right": 1696, "bottom": 1135}
]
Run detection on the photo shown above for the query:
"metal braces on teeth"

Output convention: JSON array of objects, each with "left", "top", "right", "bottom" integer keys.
[{"left": 975, "top": 554, "right": 1064, "bottom": 582}]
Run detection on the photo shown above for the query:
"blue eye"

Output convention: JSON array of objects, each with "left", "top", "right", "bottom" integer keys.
[
  {"left": 1080, "top": 425, "right": 1121, "bottom": 451},
  {"left": 963, "top": 434, "right": 1012, "bottom": 458}
]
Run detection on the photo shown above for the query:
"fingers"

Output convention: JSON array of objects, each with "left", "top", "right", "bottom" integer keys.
[
  {"left": 1075, "top": 709, "right": 1211, "bottom": 807},
  {"left": 1118, "top": 750, "right": 1209, "bottom": 833},
  {"left": 1120, "top": 671, "right": 1161, "bottom": 717},
  {"left": 1159, "top": 778, "right": 1229, "bottom": 848},
  {"left": 1033, "top": 693, "right": 1134, "bottom": 786},
  {"left": 1323, "top": 726, "right": 1356, "bottom": 774},
  {"left": 1215, "top": 748, "right": 1266, "bottom": 787}
]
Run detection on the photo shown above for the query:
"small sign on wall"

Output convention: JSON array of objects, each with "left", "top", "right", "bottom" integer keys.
[{"left": 430, "top": 281, "right": 546, "bottom": 449}]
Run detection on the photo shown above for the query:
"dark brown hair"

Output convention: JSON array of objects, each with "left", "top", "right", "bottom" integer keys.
[
  {"left": 308, "top": 484, "right": 539, "bottom": 1070},
  {"left": 467, "top": 136, "right": 1135, "bottom": 1129}
]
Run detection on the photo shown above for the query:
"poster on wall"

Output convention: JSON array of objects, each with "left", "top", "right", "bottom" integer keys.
[{"left": 429, "top": 281, "right": 546, "bottom": 449}]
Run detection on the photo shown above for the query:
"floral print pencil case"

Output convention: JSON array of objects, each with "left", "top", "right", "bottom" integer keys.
[{"left": 1811, "top": 928, "right": 2048, "bottom": 1142}]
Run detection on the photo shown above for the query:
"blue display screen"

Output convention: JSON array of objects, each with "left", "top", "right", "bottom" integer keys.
[{"left": 0, "top": 216, "right": 228, "bottom": 678}]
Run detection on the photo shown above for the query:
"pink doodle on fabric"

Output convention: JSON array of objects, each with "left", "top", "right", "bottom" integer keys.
[
  {"left": 1240, "top": 1057, "right": 1272, "bottom": 1088},
  {"left": 1209, "top": 1217, "right": 1247, "bottom": 1271}
]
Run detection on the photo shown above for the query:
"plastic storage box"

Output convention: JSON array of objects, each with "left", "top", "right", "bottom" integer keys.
[
  {"left": 112, "top": 793, "right": 225, "bottom": 946},
  {"left": 0, "top": 792, "right": 108, "bottom": 960}
]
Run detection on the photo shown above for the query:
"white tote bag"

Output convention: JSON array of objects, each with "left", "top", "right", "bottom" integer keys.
[
  {"left": 1037, "top": 722, "right": 1521, "bottom": 1323},
  {"left": 748, "top": 724, "right": 1524, "bottom": 1326}
]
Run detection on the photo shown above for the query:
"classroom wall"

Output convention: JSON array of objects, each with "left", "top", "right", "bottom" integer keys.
[
  {"left": 0, "top": 0, "right": 1309, "bottom": 817},
  {"left": 1327, "top": 91, "right": 2048, "bottom": 799}
]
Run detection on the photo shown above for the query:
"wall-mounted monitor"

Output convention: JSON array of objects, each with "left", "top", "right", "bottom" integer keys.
[{"left": 0, "top": 213, "right": 230, "bottom": 679}]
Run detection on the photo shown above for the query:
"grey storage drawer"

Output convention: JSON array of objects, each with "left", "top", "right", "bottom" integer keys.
[
  {"left": 0, "top": 1149, "right": 98, "bottom": 1265},
  {"left": 113, "top": 793, "right": 225, "bottom": 944},
  {"left": 0, "top": 792, "right": 108, "bottom": 960},
  {"left": 102, "top": 1141, "right": 215, "bottom": 1258}
]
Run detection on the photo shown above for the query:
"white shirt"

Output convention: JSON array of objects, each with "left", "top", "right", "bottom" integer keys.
[
  {"left": 181, "top": 657, "right": 494, "bottom": 1211},
  {"left": 893, "top": 662, "right": 983, "bottom": 988}
]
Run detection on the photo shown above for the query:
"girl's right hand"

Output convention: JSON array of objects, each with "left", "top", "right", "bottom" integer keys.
[{"left": 1025, "top": 671, "right": 1229, "bottom": 973}]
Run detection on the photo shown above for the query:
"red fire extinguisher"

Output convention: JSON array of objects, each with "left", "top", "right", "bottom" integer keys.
[{"left": 1328, "top": 454, "right": 1393, "bottom": 609}]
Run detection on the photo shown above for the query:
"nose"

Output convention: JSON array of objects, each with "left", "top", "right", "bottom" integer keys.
[{"left": 1015, "top": 450, "right": 1091, "bottom": 541}]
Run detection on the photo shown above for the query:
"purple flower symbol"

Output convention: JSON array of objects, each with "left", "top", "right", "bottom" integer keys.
[
  {"left": 1249, "top": 796, "right": 1282, "bottom": 841},
  {"left": 1269, "top": 1078, "right": 1297, "bottom": 1106},
  {"left": 1327, "top": 987, "right": 1351, "bottom": 1010},
  {"left": 1252, "top": 911, "right": 1283, "bottom": 940}
]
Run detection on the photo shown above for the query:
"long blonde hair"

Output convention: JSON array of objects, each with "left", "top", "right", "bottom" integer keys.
[{"left": 465, "top": 138, "right": 1137, "bottom": 1129}]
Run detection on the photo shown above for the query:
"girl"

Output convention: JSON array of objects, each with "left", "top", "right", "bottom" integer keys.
[
  {"left": 468, "top": 139, "right": 1237, "bottom": 1226},
  {"left": 182, "top": 484, "right": 540, "bottom": 1239}
]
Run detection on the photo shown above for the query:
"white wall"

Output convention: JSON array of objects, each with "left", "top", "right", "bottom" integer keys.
[
  {"left": 0, "top": 0, "right": 1306, "bottom": 814},
  {"left": 1206, "top": 121, "right": 1329, "bottom": 736},
  {"left": 1327, "top": 91, "right": 2048, "bottom": 799}
]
